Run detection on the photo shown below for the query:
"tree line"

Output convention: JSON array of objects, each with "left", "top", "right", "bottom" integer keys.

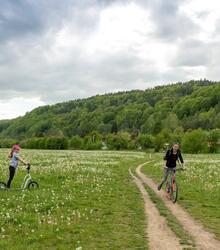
[
  {"left": 0, "top": 128, "right": 219, "bottom": 153},
  {"left": 0, "top": 80, "right": 219, "bottom": 153}
]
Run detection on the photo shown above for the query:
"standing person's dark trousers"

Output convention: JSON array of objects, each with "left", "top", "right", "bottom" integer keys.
[{"left": 6, "top": 166, "right": 16, "bottom": 188}]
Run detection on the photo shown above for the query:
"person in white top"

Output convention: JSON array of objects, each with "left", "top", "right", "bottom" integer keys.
[{"left": 6, "top": 144, "right": 29, "bottom": 188}]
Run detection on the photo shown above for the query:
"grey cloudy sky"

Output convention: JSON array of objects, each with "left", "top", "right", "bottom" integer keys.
[{"left": 0, "top": 0, "right": 220, "bottom": 118}]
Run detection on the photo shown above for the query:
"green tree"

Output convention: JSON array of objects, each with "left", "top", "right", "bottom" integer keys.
[
  {"left": 153, "top": 129, "right": 172, "bottom": 152},
  {"left": 162, "top": 113, "right": 179, "bottom": 130},
  {"left": 137, "top": 134, "right": 154, "bottom": 149},
  {"left": 107, "top": 132, "right": 130, "bottom": 150},
  {"left": 69, "top": 136, "right": 83, "bottom": 149},
  {"left": 208, "top": 129, "right": 220, "bottom": 153},
  {"left": 82, "top": 132, "right": 102, "bottom": 150},
  {"left": 182, "top": 129, "right": 208, "bottom": 153},
  {"left": 171, "top": 126, "right": 184, "bottom": 144}
]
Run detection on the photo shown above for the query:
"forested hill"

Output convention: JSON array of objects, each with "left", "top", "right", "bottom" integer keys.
[{"left": 0, "top": 80, "right": 220, "bottom": 140}]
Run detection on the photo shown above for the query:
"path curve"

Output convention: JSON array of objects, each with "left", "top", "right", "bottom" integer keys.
[
  {"left": 136, "top": 162, "right": 220, "bottom": 250},
  {"left": 129, "top": 168, "right": 183, "bottom": 250}
]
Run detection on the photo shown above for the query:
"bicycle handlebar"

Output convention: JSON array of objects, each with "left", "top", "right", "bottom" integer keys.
[{"left": 26, "top": 163, "right": 31, "bottom": 173}]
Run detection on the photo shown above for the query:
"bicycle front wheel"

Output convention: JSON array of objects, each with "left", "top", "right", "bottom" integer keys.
[
  {"left": 171, "top": 181, "right": 178, "bottom": 203},
  {"left": 165, "top": 181, "right": 171, "bottom": 193},
  {"left": 28, "top": 181, "right": 39, "bottom": 189}
]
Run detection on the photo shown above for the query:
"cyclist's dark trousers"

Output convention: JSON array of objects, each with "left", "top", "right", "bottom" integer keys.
[{"left": 7, "top": 166, "right": 16, "bottom": 188}]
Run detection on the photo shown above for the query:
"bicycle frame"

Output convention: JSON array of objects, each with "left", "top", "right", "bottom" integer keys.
[
  {"left": 169, "top": 170, "right": 176, "bottom": 187},
  {"left": 165, "top": 169, "right": 176, "bottom": 188},
  {"left": 165, "top": 167, "right": 184, "bottom": 203},
  {"left": 21, "top": 173, "right": 32, "bottom": 190}
]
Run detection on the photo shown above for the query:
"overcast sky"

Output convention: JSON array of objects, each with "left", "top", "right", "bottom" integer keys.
[{"left": 0, "top": 0, "right": 220, "bottom": 119}]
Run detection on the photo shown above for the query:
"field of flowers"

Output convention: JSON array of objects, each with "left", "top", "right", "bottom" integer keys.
[
  {"left": 0, "top": 149, "right": 147, "bottom": 250},
  {"left": 142, "top": 153, "right": 220, "bottom": 240}
]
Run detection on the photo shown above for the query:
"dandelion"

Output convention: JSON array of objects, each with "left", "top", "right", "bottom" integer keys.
[{"left": 76, "top": 247, "right": 82, "bottom": 250}]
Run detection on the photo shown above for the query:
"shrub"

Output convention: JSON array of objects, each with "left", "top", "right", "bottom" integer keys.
[{"left": 182, "top": 129, "right": 208, "bottom": 153}]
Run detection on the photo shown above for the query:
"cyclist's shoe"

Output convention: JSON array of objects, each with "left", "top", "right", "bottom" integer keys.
[{"left": 157, "top": 184, "right": 162, "bottom": 190}]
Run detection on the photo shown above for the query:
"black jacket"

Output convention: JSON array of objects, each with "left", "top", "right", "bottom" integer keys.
[{"left": 164, "top": 148, "right": 184, "bottom": 168}]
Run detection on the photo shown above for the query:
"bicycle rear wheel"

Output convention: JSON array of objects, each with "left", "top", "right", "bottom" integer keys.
[{"left": 171, "top": 181, "right": 178, "bottom": 203}]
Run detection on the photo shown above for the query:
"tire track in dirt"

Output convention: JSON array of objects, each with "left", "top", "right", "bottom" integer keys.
[
  {"left": 136, "top": 162, "right": 220, "bottom": 250},
  {"left": 129, "top": 168, "right": 183, "bottom": 250}
]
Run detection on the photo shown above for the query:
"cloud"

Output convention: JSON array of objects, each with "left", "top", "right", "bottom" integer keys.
[
  {"left": 172, "top": 39, "right": 210, "bottom": 67},
  {"left": 135, "top": 0, "right": 198, "bottom": 41},
  {"left": 0, "top": 0, "right": 113, "bottom": 43},
  {"left": 0, "top": 0, "right": 220, "bottom": 118},
  {"left": 0, "top": 97, "right": 44, "bottom": 119}
]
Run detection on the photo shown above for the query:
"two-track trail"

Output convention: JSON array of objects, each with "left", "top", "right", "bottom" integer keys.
[
  {"left": 133, "top": 161, "right": 220, "bottom": 250},
  {"left": 129, "top": 168, "right": 183, "bottom": 250}
]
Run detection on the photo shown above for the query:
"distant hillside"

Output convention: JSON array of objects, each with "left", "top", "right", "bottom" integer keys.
[{"left": 0, "top": 80, "right": 220, "bottom": 140}]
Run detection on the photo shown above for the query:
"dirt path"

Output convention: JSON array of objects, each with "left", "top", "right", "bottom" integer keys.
[
  {"left": 136, "top": 162, "right": 220, "bottom": 250},
  {"left": 129, "top": 168, "right": 183, "bottom": 250}
]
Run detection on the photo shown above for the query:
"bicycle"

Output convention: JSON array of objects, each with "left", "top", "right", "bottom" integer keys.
[
  {"left": 165, "top": 167, "right": 184, "bottom": 203},
  {"left": 0, "top": 164, "right": 39, "bottom": 191}
]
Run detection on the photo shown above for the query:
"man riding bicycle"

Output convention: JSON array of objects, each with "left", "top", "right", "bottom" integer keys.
[{"left": 157, "top": 142, "right": 184, "bottom": 191}]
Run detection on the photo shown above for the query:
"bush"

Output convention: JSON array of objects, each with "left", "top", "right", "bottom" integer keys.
[
  {"left": 0, "top": 139, "right": 18, "bottom": 148},
  {"left": 137, "top": 134, "right": 154, "bottom": 150},
  {"left": 82, "top": 132, "right": 102, "bottom": 150},
  {"left": 69, "top": 136, "right": 83, "bottom": 149},
  {"left": 127, "top": 139, "right": 138, "bottom": 150},
  {"left": 208, "top": 129, "right": 220, "bottom": 153},
  {"left": 107, "top": 132, "right": 130, "bottom": 150},
  {"left": 84, "top": 139, "right": 102, "bottom": 150},
  {"left": 182, "top": 129, "right": 208, "bottom": 153},
  {"left": 24, "top": 137, "right": 68, "bottom": 150},
  {"left": 153, "top": 129, "right": 172, "bottom": 152}
]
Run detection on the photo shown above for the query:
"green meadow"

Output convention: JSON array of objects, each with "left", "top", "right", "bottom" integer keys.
[
  {"left": 0, "top": 149, "right": 147, "bottom": 250},
  {"left": 0, "top": 149, "right": 219, "bottom": 249}
]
